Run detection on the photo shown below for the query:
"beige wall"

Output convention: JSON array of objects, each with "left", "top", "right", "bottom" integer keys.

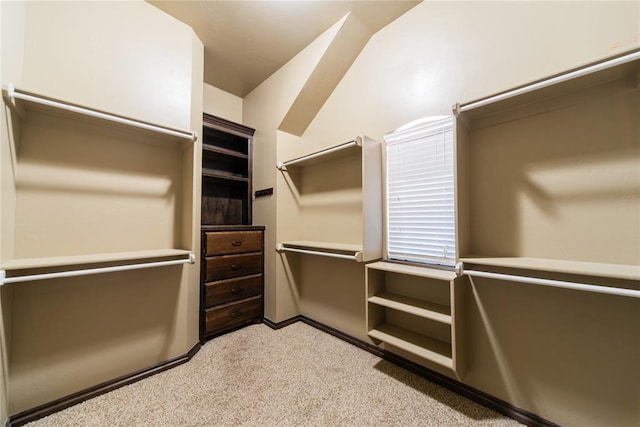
[
  {"left": 304, "top": 0, "right": 640, "bottom": 145},
  {"left": 255, "top": 1, "right": 639, "bottom": 426},
  {"left": 203, "top": 83, "right": 242, "bottom": 124},
  {"left": 1, "top": 0, "right": 203, "bottom": 415},
  {"left": 243, "top": 17, "right": 345, "bottom": 322}
]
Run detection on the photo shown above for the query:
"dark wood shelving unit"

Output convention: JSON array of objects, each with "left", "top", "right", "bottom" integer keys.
[
  {"left": 201, "top": 114, "right": 255, "bottom": 226},
  {"left": 200, "top": 114, "right": 263, "bottom": 343}
]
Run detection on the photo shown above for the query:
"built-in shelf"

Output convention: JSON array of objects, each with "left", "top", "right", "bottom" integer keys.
[
  {"left": 277, "top": 139, "right": 360, "bottom": 170},
  {"left": 460, "top": 257, "right": 640, "bottom": 281},
  {"left": 2, "top": 249, "right": 193, "bottom": 272},
  {"left": 366, "top": 261, "right": 464, "bottom": 376},
  {"left": 280, "top": 240, "right": 363, "bottom": 253},
  {"left": 202, "top": 170, "right": 249, "bottom": 183},
  {"left": 201, "top": 113, "right": 254, "bottom": 226},
  {"left": 368, "top": 293, "right": 451, "bottom": 324},
  {"left": 367, "top": 261, "right": 457, "bottom": 281},
  {"left": 368, "top": 323, "right": 453, "bottom": 370},
  {"left": 3, "top": 84, "right": 196, "bottom": 143},
  {"left": 203, "top": 144, "right": 248, "bottom": 159},
  {"left": 277, "top": 241, "right": 364, "bottom": 262},
  {"left": 276, "top": 136, "right": 382, "bottom": 262},
  {"left": 455, "top": 51, "right": 640, "bottom": 276}
]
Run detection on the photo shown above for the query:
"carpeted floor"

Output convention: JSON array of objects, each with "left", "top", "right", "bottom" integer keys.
[{"left": 27, "top": 322, "right": 522, "bottom": 426}]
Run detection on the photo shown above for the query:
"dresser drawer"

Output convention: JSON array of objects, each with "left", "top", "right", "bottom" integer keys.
[
  {"left": 204, "top": 274, "right": 262, "bottom": 307},
  {"left": 205, "top": 231, "right": 263, "bottom": 255},
  {"left": 204, "top": 296, "right": 262, "bottom": 336},
  {"left": 205, "top": 253, "right": 262, "bottom": 282}
]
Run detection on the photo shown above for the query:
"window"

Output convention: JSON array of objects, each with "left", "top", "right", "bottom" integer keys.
[{"left": 384, "top": 116, "right": 456, "bottom": 267}]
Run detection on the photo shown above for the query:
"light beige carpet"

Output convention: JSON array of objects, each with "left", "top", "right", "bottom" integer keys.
[{"left": 27, "top": 322, "right": 522, "bottom": 426}]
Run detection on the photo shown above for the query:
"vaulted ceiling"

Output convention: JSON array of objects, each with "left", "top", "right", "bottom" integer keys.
[{"left": 147, "top": 1, "right": 420, "bottom": 97}]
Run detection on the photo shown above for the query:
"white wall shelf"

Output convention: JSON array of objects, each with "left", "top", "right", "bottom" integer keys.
[
  {"left": 454, "top": 51, "right": 640, "bottom": 280},
  {"left": 1, "top": 249, "right": 194, "bottom": 285},
  {"left": 4, "top": 84, "right": 196, "bottom": 143},
  {"left": 277, "top": 139, "right": 360, "bottom": 170},
  {"left": 460, "top": 257, "right": 640, "bottom": 282},
  {"left": 366, "top": 261, "right": 464, "bottom": 377},
  {"left": 277, "top": 136, "right": 382, "bottom": 262},
  {"left": 368, "top": 323, "right": 453, "bottom": 369},
  {"left": 2, "top": 249, "right": 193, "bottom": 272},
  {"left": 1, "top": 84, "right": 198, "bottom": 275}
]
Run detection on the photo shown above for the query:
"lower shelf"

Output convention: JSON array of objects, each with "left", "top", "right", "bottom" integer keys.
[
  {"left": 368, "top": 323, "right": 453, "bottom": 370},
  {"left": 2, "top": 249, "right": 193, "bottom": 273}
]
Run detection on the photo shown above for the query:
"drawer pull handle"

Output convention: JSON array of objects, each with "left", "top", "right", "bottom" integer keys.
[
  {"left": 231, "top": 288, "right": 241, "bottom": 295},
  {"left": 231, "top": 310, "right": 241, "bottom": 318},
  {"left": 231, "top": 264, "right": 241, "bottom": 271},
  {"left": 232, "top": 241, "right": 242, "bottom": 246}
]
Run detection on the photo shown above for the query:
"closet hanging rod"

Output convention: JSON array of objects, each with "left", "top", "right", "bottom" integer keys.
[
  {"left": 276, "top": 244, "right": 362, "bottom": 261},
  {"left": 458, "top": 50, "right": 640, "bottom": 113},
  {"left": 6, "top": 83, "right": 197, "bottom": 142},
  {"left": 463, "top": 269, "right": 640, "bottom": 299},
  {"left": 277, "top": 139, "right": 359, "bottom": 170},
  {"left": 0, "top": 254, "right": 195, "bottom": 286}
]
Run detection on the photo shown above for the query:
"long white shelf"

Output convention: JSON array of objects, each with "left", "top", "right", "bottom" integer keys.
[
  {"left": 458, "top": 50, "right": 640, "bottom": 114},
  {"left": 1, "top": 249, "right": 194, "bottom": 286},
  {"left": 277, "top": 139, "right": 361, "bottom": 170},
  {"left": 4, "top": 84, "right": 196, "bottom": 143},
  {"left": 460, "top": 257, "right": 640, "bottom": 281},
  {"left": 367, "top": 261, "right": 457, "bottom": 281},
  {"left": 277, "top": 241, "right": 364, "bottom": 262},
  {"left": 368, "top": 293, "right": 451, "bottom": 324},
  {"left": 2, "top": 249, "right": 193, "bottom": 272},
  {"left": 368, "top": 323, "right": 453, "bottom": 370}
]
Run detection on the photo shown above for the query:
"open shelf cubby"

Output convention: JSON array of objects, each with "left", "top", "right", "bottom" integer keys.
[{"left": 366, "top": 262, "right": 465, "bottom": 375}]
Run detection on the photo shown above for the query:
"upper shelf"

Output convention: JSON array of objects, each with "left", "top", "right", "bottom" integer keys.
[
  {"left": 276, "top": 240, "right": 364, "bottom": 262},
  {"left": 460, "top": 257, "right": 640, "bottom": 282},
  {"left": 0, "top": 249, "right": 195, "bottom": 286},
  {"left": 367, "top": 261, "right": 458, "bottom": 281},
  {"left": 456, "top": 50, "right": 640, "bottom": 122},
  {"left": 277, "top": 138, "right": 361, "bottom": 171},
  {"left": 3, "top": 83, "right": 197, "bottom": 144}
]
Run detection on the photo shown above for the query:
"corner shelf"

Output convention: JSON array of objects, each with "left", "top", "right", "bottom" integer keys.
[{"left": 366, "top": 261, "right": 464, "bottom": 376}]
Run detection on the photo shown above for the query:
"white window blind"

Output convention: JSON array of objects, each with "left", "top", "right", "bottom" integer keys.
[{"left": 385, "top": 116, "right": 456, "bottom": 267}]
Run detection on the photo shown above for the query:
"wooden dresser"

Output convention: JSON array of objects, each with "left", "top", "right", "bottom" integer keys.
[{"left": 200, "top": 225, "right": 265, "bottom": 341}]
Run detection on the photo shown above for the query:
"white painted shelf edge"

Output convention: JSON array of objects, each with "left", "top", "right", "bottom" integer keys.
[
  {"left": 368, "top": 323, "right": 453, "bottom": 370},
  {"left": 460, "top": 257, "right": 640, "bottom": 281},
  {"left": 368, "top": 293, "right": 452, "bottom": 324},
  {"left": 366, "top": 261, "right": 457, "bottom": 281}
]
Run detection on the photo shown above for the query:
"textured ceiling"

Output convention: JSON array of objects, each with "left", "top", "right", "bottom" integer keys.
[{"left": 147, "top": 1, "right": 420, "bottom": 97}]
